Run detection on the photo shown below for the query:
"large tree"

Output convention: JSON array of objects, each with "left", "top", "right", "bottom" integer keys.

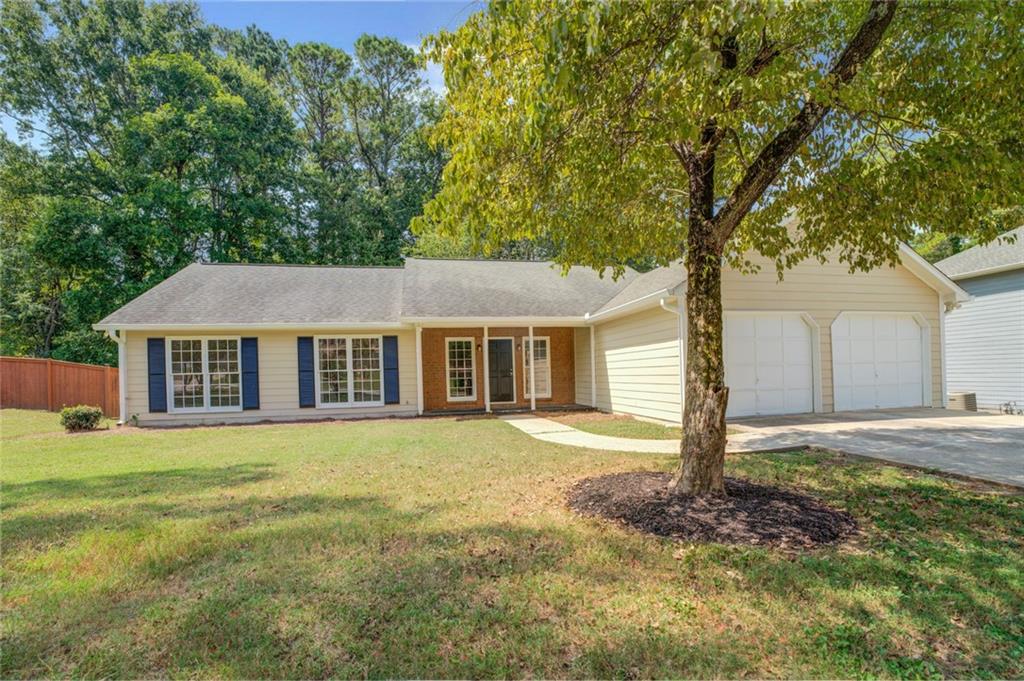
[{"left": 418, "top": 0, "right": 1024, "bottom": 494}]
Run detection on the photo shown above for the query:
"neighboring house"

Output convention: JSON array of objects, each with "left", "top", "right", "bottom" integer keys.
[
  {"left": 94, "top": 247, "right": 967, "bottom": 427},
  {"left": 936, "top": 227, "right": 1024, "bottom": 410}
]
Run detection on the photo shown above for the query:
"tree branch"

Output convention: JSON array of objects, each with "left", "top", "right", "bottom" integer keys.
[{"left": 711, "top": 0, "right": 898, "bottom": 247}]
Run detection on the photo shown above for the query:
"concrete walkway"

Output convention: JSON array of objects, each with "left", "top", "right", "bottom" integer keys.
[
  {"left": 500, "top": 415, "right": 680, "bottom": 453},
  {"left": 500, "top": 409, "right": 1024, "bottom": 488}
]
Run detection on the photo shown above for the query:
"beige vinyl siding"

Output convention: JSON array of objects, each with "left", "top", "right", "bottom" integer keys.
[
  {"left": 124, "top": 328, "right": 417, "bottom": 426},
  {"left": 573, "top": 328, "right": 593, "bottom": 405},
  {"left": 587, "top": 253, "right": 943, "bottom": 423},
  {"left": 720, "top": 253, "right": 943, "bottom": 411},
  {"left": 592, "top": 306, "right": 683, "bottom": 424}
]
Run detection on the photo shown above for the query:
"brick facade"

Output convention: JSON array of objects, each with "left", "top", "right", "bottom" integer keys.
[{"left": 422, "top": 327, "right": 577, "bottom": 412}]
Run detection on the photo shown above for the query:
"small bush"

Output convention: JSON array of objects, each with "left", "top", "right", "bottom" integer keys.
[{"left": 59, "top": 405, "right": 104, "bottom": 432}]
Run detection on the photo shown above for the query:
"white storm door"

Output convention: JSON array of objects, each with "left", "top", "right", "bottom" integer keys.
[{"left": 724, "top": 313, "right": 814, "bottom": 418}]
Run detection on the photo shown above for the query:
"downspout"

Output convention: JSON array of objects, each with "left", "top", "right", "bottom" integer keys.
[
  {"left": 660, "top": 298, "right": 686, "bottom": 426},
  {"left": 104, "top": 328, "right": 127, "bottom": 425}
]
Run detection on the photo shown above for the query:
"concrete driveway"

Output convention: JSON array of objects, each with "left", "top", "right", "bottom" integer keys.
[{"left": 728, "top": 408, "right": 1024, "bottom": 488}]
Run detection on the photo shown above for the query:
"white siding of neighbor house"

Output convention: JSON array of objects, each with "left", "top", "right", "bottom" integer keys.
[
  {"left": 123, "top": 328, "right": 418, "bottom": 426},
  {"left": 591, "top": 305, "right": 683, "bottom": 424},
  {"left": 573, "top": 328, "right": 593, "bottom": 406},
  {"left": 588, "top": 253, "right": 944, "bottom": 422},
  {"left": 944, "top": 269, "right": 1024, "bottom": 409}
]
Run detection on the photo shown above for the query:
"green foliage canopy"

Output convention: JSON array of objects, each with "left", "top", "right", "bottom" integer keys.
[
  {"left": 0, "top": 0, "right": 446, "bottom": 362},
  {"left": 418, "top": 0, "right": 1023, "bottom": 273}
]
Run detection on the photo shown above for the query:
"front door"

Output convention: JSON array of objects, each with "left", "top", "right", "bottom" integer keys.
[{"left": 488, "top": 338, "right": 515, "bottom": 403}]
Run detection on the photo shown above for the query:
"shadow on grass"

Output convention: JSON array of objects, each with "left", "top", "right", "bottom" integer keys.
[
  {"left": 3, "top": 463, "right": 276, "bottom": 508},
  {"left": 3, "top": 452, "right": 1023, "bottom": 678}
]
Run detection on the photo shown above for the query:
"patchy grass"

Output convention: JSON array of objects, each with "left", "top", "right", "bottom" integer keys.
[{"left": 1, "top": 409, "right": 1021, "bottom": 678}]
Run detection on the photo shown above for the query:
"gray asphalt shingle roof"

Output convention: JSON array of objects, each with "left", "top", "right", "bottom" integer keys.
[
  {"left": 935, "top": 226, "right": 1024, "bottom": 279},
  {"left": 98, "top": 263, "right": 405, "bottom": 326},
  {"left": 400, "top": 258, "right": 634, "bottom": 318},
  {"left": 97, "top": 258, "right": 639, "bottom": 326},
  {"left": 590, "top": 262, "right": 685, "bottom": 316}
]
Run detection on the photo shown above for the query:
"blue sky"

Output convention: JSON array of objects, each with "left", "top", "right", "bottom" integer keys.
[
  {"left": 2, "top": 1, "right": 477, "bottom": 145},
  {"left": 197, "top": 1, "right": 479, "bottom": 91}
]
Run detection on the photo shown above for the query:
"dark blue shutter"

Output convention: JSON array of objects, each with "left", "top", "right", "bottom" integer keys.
[
  {"left": 297, "top": 336, "right": 315, "bottom": 407},
  {"left": 147, "top": 338, "right": 167, "bottom": 413},
  {"left": 241, "top": 337, "right": 260, "bottom": 410},
  {"left": 383, "top": 335, "right": 399, "bottom": 404}
]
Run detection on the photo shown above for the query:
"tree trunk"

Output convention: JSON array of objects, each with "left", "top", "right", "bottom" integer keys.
[
  {"left": 669, "top": 145, "right": 728, "bottom": 496},
  {"left": 669, "top": 230, "right": 729, "bottom": 495}
]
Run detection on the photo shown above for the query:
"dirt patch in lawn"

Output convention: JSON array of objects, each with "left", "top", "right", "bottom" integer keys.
[{"left": 568, "top": 471, "right": 857, "bottom": 549}]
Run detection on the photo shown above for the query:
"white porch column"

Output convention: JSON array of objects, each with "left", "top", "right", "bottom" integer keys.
[
  {"left": 589, "top": 325, "right": 597, "bottom": 407},
  {"left": 105, "top": 328, "right": 127, "bottom": 425},
  {"left": 528, "top": 325, "right": 536, "bottom": 412},
  {"left": 415, "top": 325, "right": 424, "bottom": 415},
  {"left": 483, "top": 326, "right": 491, "bottom": 412}
]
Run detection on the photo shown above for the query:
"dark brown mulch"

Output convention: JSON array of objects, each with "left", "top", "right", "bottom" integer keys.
[{"left": 568, "top": 471, "right": 857, "bottom": 549}]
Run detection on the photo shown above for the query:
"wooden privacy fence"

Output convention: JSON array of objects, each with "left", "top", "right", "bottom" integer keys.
[{"left": 0, "top": 356, "right": 119, "bottom": 417}]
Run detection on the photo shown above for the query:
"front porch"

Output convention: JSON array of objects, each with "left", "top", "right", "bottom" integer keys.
[{"left": 416, "top": 326, "right": 582, "bottom": 414}]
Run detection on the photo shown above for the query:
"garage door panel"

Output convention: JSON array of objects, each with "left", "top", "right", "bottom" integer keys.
[
  {"left": 729, "top": 389, "right": 757, "bottom": 416},
  {"left": 785, "top": 363, "right": 813, "bottom": 385},
  {"left": 876, "top": 339, "right": 898, "bottom": 357},
  {"left": 851, "top": 342, "right": 875, "bottom": 363},
  {"left": 757, "top": 364, "right": 785, "bottom": 389},
  {"left": 758, "top": 339, "right": 784, "bottom": 365},
  {"left": 730, "top": 363, "right": 758, "bottom": 388},
  {"left": 725, "top": 313, "right": 814, "bottom": 418},
  {"left": 755, "top": 316, "right": 782, "bottom": 336},
  {"left": 833, "top": 313, "right": 925, "bottom": 411},
  {"left": 875, "top": 316, "right": 897, "bottom": 338},
  {"left": 726, "top": 338, "right": 757, "bottom": 363},
  {"left": 898, "top": 338, "right": 920, "bottom": 358},
  {"left": 849, "top": 316, "right": 874, "bottom": 337},
  {"left": 785, "top": 388, "right": 814, "bottom": 412}
]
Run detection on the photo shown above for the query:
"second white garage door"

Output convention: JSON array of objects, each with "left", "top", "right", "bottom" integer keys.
[
  {"left": 724, "top": 313, "right": 815, "bottom": 418},
  {"left": 832, "top": 313, "right": 926, "bottom": 411}
]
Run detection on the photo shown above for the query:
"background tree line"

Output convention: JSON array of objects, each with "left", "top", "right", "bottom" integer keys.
[{"left": 0, "top": 0, "right": 453, "bottom": 364}]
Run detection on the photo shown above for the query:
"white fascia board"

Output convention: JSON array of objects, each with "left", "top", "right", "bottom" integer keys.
[
  {"left": 898, "top": 243, "right": 971, "bottom": 303},
  {"left": 946, "top": 261, "right": 1024, "bottom": 281},
  {"left": 584, "top": 289, "right": 676, "bottom": 324},
  {"left": 92, "top": 321, "right": 410, "bottom": 332},
  {"left": 400, "top": 316, "right": 588, "bottom": 327}
]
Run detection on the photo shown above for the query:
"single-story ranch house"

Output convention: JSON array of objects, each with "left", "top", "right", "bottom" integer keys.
[{"left": 94, "top": 246, "right": 968, "bottom": 427}]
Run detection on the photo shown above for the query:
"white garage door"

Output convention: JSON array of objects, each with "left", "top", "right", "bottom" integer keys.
[
  {"left": 832, "top": 313, "right": 925, "bottom": 411},
  {"left": 724, "top": 313, "right": 814, "bottom": 418}
]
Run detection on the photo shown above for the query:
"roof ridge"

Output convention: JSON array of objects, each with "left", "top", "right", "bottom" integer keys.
[{"left": 198, "top": 262, "right": 404, "bottom": 270}]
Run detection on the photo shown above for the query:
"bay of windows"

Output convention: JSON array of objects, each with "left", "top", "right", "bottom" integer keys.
[
  {"left": 168, "top": 337, "right": 241, "bottom": 412},
  {"left": 316, "top": 336, "right": 383, "bottom": 407}
]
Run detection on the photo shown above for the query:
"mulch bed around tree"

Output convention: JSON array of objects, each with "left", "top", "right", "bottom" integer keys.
[{"left": 568, "top": 471, "right": 857, "bottom": 549}]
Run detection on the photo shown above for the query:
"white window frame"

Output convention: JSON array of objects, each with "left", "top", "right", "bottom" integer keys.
[
  {"left": 445, "top": 337, "right": 477, "bottom": 402},
  {"left": 523, "top": 336, "right": 552, "bottom": 399},
  {"left": 313, "top": 334, "right": 385, "bottom": 409},
  {"left": 165, "top": 336, "right": 243, "bottom": 414}
]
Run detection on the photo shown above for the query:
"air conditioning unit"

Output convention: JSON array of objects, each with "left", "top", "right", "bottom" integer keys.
[{"left": 948, "top": 392, "right": 977, "bottom": 411}]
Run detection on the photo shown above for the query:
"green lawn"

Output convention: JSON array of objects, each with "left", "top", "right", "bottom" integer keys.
[
  {"left": 568, "top": 416, "right": 683, "bottom": 439},
  {"left": 2, "top": 409, "right": 1021, "bottom": 678},
  {"left": 0, "top": 408, "right": 114, "bottom": 440}
]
